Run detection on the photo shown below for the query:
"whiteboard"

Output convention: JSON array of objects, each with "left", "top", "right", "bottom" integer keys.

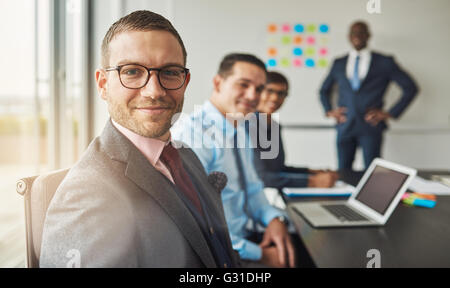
[{"left": 123, "top": 0, "right": 450, "bottom": 127}]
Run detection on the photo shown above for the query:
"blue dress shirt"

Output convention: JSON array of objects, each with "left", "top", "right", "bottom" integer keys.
[{"left": 171, "top": 100, "right": 285, "bottom": 261}]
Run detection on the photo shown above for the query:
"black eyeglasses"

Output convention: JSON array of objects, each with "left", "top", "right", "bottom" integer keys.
[
  {"left": 105, "top": 63, "right": 189, "bottom": 90},
  {"left": 265, "top": 88, "right": 288, "bottom": 98}
]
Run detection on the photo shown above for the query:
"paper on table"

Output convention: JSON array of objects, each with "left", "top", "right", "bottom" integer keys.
[
  {"left": 264, "top": 187, "right": 287, "bottom": 210},
  {"left": 431, "top": 175, "right": 450, "bottom": 187},
  {"left": 409, "top": 176, "right": 450, "bottom": 195},
  {"left": 282, "top": 181, "right": 356, "bottom": 197}
]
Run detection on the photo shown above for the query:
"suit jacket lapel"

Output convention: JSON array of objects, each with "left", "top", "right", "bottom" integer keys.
[
  {"left": 101, "top": 120, "right": 217, "bottom": 268},
  {"left": 179, "top": 150, "right": 224, "bottom": 221},
  {"left": 179, "top": 150, "right": 238, "bottom": 265},
  {"left": 359, "top": 52, "right": 376, "bottom": 90},
  {"left": 342, "top": 55, "right": 354, "bottom": 91}
]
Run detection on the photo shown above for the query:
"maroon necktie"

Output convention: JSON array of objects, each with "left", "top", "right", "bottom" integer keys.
[{"left": 160, "top": 143, "right": 204, "bottom": 216}]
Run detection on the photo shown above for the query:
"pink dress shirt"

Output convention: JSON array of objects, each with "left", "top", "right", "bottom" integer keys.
[{"left": 111, "top": 119, "right": 175, "bottom": 184}]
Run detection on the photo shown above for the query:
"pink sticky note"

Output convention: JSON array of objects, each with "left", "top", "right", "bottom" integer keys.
[
  {"left": 306, "top": 36, "right": 315, "bottom": 45},
  {"left": 293, "top": 58, "right": 302, "bottom": 67},
  {"left": 282, "top": 24, "right": 291, "bottom": 33}
]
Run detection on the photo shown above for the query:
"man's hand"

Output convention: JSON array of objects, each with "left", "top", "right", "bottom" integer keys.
[
  {"left": 365, "top": 109, "right": 390, "bottom": 126},
  {"left": 308, "top": 171, "right": 338, "bottom": 188},
  {"left": 260, "top": 247, "right": 285, "bottom": 268},
  {"left": 326, "top": 107, "right": 347, "bottom": 124},
  {"left": 259, "top": 218, "right": 295, "bottom": 268}
]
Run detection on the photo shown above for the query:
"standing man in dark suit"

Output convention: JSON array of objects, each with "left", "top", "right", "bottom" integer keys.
[
  {"left": 320, "top": 21, "right": 418, "bottom": 169},
  {"left": 40, "top": 10, "right": 238, "bottom": 268}
]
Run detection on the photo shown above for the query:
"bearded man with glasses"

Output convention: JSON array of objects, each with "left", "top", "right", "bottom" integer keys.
[{"left": 40, "top": 10, "right": 239, "bottom": 268}]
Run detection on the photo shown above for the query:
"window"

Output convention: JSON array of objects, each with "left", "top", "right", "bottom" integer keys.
[
  {"left": 0, "top": 0, "right": 50, "bottom": 267},
  {"left": 62, "top": 0, "right": 87, "bottom": 166},
  {"left": 0, "top": 0, "right": 90, "bottom": 267}
]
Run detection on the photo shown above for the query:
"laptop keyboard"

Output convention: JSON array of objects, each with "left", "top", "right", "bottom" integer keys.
[{"left": 322, "top": 204, "right": 369, "bottom": 222}]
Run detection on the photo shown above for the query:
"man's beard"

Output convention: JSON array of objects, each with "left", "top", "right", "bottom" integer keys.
[{"left": 108, "top": 96, "right": 184, "bottom": 139}]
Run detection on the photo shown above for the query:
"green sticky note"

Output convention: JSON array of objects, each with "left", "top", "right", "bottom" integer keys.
[
  {"left": 280, "top": 58, "right": 290, "bottom": 67},
  {"left": 281, "top": 35, "right": 291, "bottom": 45},
  {"left": 306, "top": 24, "right": 316, "bottom": 33},
  {"left": 318, "top": 59, "right": 328, "bottom": 67},
  {"left": 305, "top": 47, "right": 315, "bottom": 56},
  {"left": 402, "top": 197, "right": 415, "bottom": 206}
]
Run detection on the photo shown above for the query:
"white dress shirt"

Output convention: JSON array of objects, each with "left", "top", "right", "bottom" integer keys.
[{"left": 346, "top": 48, "right": 372, "bottom": 81}]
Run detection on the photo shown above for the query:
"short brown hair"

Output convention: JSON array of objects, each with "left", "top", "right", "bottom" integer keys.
[
  {"left": 266, "top": 71, "right": 289, "bottom": 93},
  {"left": 101, "top": 10, "right": 187, "bottom": 67},
  {"left": 217, "top": 53, "right": 267, "bottom": 79}
]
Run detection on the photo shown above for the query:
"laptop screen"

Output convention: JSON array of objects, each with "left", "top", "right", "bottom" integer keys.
[{"left": 355, "top": 165, "right": 409, "bottom": 215}]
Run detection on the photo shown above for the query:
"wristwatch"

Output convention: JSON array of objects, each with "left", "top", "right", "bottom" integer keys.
[{"left": 276, "top": 215, "right": 289, "bottom": 226}]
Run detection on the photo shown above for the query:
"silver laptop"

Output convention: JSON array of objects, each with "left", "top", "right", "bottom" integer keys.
[{"left": 292, "top": 158, "right": 417, "bottom": 228}]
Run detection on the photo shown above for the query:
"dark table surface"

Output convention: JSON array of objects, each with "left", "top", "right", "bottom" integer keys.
[{"left": 286, "top": 170, "right": 450, "bottom": 268}]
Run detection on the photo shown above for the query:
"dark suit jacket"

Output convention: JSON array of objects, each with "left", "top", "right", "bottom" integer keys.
[
  {"left": 40, "top": 120, "right": 239, "bottom": 267},
  {"left": 252, "top": 113, "right": 309, "bottom": 189},
  {"left": 320, "top": 52, "right": 418, "bottom": 136}
]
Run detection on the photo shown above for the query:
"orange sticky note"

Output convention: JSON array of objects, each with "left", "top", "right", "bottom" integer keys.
[{"left": 268, "top": 24, "right": 277, "bottom": 33}]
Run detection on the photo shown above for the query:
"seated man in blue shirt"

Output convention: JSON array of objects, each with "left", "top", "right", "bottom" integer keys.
[
  {"left": 253, "top": 71, "right": 338, "bottom": 189},
  {"left": 172, "top": 53, "right": 295, "bottom": 267}
]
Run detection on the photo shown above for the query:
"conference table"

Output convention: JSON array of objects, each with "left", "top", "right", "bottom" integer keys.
[{"left": 285, "top": 170, "right": 450, "bottom": 268}]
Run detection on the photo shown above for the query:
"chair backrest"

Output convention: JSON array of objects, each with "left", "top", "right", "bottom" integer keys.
[{"left": 16, "top": 168, "right": 70, "bottom": 268}]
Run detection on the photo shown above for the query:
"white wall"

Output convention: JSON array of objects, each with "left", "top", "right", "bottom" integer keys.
[
  {"left": 91, "top": 0, "right": 124, "bottom": 136},
  {"left": 172, "top": 0, "right": 450, "bottom": 126},
  {"left": 92, "top": 0, "right": 450, "bottom": 170},
  {"left": 283, "top": 128, "right": 450, "bottom": 170}
]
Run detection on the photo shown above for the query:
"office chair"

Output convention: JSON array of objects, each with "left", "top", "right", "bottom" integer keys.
[{"left": 16, "top": 168, "right": 70, "bottom": 268}]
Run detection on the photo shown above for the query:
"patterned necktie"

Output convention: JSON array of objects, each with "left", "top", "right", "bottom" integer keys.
[
  {"left": 160, "top": 143, "right": 204, "bottom": 216},
  {"left": 351, "top": 55, "right": 361, "bottom": 91}
]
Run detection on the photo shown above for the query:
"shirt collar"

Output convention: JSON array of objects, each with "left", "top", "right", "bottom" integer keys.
[
  {"left": 350, "top": 47, "right": 371, "bottom": 58},
  {"left": 203, "top": 100, "right": 245, "bottom": 139},
  {"left": 111, "top": 119, "right": 170, "bottom": 166}
]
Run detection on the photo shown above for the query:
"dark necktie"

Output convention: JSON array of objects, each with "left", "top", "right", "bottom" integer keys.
[
  {"left": 160, "top": 143, "right": 204, "bottom": 216},
  {"left": 232, "top": 132, "right": 252, "bottom": 228}
]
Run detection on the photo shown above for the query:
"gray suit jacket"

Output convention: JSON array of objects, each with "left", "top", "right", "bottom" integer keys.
[{"left": 40, "top": 120, "right": 239, "bottom": 267}]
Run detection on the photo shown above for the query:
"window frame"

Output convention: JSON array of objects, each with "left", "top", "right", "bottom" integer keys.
[{"left": 48, "top": 0, "right": 92, "bottom": 170}]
